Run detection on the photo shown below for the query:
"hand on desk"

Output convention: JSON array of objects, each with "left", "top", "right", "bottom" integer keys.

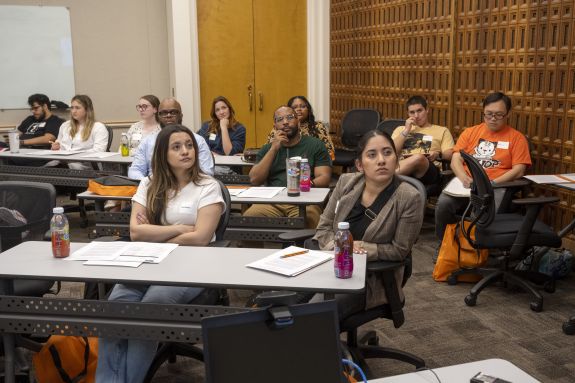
[
  {"left": 353, "top": 241, "right": 367, "bottom": 255},
  {"left": 50, "top": 140, "right": 61, "bottom": 151}
]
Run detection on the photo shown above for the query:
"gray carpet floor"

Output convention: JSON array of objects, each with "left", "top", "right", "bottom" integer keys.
[{"left": 7, "top": 204, "right": 575, "bottom": 382}]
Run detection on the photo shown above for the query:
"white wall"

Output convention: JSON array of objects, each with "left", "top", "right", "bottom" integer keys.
[{"left": 0, "top": 0, "right": 170, "bottom": 126}]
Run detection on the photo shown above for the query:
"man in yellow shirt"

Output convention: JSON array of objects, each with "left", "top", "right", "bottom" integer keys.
[{"left": 391, "top": 96, "right": 454, "bottom": 186}]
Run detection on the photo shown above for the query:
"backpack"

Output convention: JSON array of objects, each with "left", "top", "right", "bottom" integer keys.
[
  {"left": 87, "top": 175, "right": 139, "bottom": 197},
  {"left": 433, "top": 221, "right": 489, "bottom": 282},
  {"left": 33, "top": 336, "right": 98, "bottom": 383}
]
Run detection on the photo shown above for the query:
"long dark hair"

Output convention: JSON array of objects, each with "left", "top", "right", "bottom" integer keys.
[
  {"left": 146, "top": 125, "right": 204, "bottom": 224},
  {"left": 287, "top": 96, "right": 318, "bottom": 135},
  {"left": 208, "top": 96, "right": 238, "bottom": 135}
]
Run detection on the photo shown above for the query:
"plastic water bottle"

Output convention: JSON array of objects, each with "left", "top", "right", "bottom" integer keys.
[
  {"left": 300, "top": 158, "right": 311, "bottom": 192},
  {"left": 51, "top": 207, "right": 70, "bottom": 258},
  {"left": 334, "top": 222, "right": 353, "bottom": 279},
  {"left": 120, "top": 133, "right": 130, "bottom": 157}
]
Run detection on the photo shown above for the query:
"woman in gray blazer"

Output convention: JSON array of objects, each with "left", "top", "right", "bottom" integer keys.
[{"left": 313, "top": 130, "right": 424, "bottom": 317}]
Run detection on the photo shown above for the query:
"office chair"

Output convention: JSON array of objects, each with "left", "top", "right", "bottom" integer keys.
[
  {"left": 376, "top": 119, "right": 405, "bottom": 136},
  {"left": 143, "top": 179, "right": 232, "bottom": 382},
  {"left": 0, "top": 181, "right": 57, "bottom": 295},
  {"left": 456, "top": 150, "right": 561, "bottom": 312},
  {"left": 277, "top": 175, "right": 426, "bottom": 376},
  {"left": 333, "top": 109, "right": 380, "bottom": 171}
]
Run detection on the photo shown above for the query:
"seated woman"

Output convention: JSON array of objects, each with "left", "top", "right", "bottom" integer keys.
[
  {"left": 312, "top": 130, "right": 424, "bottom": 318},
  {"left": 124, "top": 94, "right": 162, "bottom": 155},
  {"left": 95, "top": 125, "right": 225, "bottom": 383},
  {"left": 266, "top": 96, "right": 335, "bottom": 160},
  {"left": 49, "top": 94, "right": 108, "bottom": 170},
  {"left": 198, "top": 96, "right": 246, "bottom": 174}
]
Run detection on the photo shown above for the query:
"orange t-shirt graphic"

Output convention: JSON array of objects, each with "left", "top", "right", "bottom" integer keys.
[{"left": 453, "top": 123, "right": 531, "bottom": 180}]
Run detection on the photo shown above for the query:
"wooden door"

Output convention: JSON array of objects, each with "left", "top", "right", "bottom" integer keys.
[
  {"left": 197, "top": 0, "right": 307, "bottom": 148},
  {"left": 197, "top": 0, "right": 256, "bottom": 145}
]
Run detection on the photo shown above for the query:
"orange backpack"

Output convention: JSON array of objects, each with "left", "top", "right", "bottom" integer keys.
[
  {"left": 87, "top": 175, "right": 138, "bottom": 197},
  {"left": 433, "top": 221, "right": 489, "bottom": 283},
  {"left": 33, "top": 336, "right": 98, "bottom": 383}
]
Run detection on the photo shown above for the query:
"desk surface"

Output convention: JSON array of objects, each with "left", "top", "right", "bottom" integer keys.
[
  {"left": 0, "top": 148, "right": 132, "bottom": 164},
  {"left": 213, "top": 155, "right": 254, "bottom": 167},
  {"left": 77, "top": 187, "right": 330, "bottom": 205},
  {"left": 0, "top": 241, "right": 366, "bottom": 294},
  {"left": 370, "top": 358, "right": 540, "bottom": 383}
]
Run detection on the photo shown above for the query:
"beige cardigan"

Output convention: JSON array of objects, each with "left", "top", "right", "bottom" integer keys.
[{"left": 313, "top": 173, "right": 424, "bottom": 309}]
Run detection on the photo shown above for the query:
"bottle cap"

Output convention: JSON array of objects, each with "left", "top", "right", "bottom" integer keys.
[
  {"left": 338, "top": 222, "right": 349, "bottom": 230},
  {"left": 53, "top": 207, "right": 64, "bottom": 214}
]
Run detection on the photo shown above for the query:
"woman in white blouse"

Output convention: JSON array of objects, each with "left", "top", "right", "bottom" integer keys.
[
  {"left": 123, "top": 95, "right": 161, "bottom": 155},
  {"left": 50, "top": 94, "right": 108, "bottom": 170}
]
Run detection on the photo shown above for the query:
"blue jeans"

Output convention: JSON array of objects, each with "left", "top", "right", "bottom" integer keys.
[{"left": 95, "top": 284, "right": 203, "bottom": 383}]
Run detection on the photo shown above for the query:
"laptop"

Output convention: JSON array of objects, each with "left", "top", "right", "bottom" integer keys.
[{"left": 201, "top": 300, "right": 345, "bottom": 383}]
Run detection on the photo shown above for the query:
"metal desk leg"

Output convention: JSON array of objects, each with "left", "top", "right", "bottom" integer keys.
[{"left": 1, "top": 279, "right": 15, "bottom": 383}]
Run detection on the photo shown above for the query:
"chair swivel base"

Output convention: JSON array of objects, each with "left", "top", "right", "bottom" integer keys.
[
  {"left": 345, "top": 330, "right": 425, "bottom": 378},
  {"left": 563, "top": 316, "right": 575, "bottom": 335},
  {"left": 463, "top": 269, "right": 545, "bottom": 312}
]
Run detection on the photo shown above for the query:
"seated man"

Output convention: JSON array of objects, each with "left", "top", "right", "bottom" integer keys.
[
  {"left": 244, "top": 106, "right": 332, "bottom": 228},
  {"left": 18, "top": 94, "right": 64, "bottom": 148},
  {"left": 9, "top": 94, "right": 65, "bottom": 166},
  {"left": 391, "top": 95, "right": 454, "bottom": 186},
  {"left": 435, "top": 92, "right": 531, "bottom": 243},
  {"left": 128, "top": 97, "right": 214, "bottom": 179}
]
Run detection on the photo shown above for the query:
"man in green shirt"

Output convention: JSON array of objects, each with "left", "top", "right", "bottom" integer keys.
[{"left": 245, "top": 105, "right": 332, "bottom": 228}]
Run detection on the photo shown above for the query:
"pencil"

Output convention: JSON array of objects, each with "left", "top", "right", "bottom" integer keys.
[{"left": 280, "top": 249, "right": 309, "bottom": 258}]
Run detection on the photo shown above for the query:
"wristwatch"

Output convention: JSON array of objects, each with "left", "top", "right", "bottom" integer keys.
[{"left": 400, "top": 130, "right": 409, "bottom": 138}]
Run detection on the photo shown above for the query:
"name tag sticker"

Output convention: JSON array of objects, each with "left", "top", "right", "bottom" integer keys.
[
  {"left": 423, "top": 135, "right": 433, "bottom": 142},
  {"left": 131, "top": 133, "right": 142, "bottom": 142},
  {"left": 209, "top": 133, "right": 217, "bottom": 141},
  {"left": 497, "top": 141, "right": 509, "bottom": 149},
  {"left": 39, "top": 122, "right": 46, "bottom": 128},
  {"left": 179, "top": 204, "right": 195, "bottom": 214}
]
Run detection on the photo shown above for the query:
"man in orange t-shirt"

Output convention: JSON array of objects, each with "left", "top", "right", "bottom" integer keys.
[{"left": 435, "top": 92, "right": 531, "bottom": 242}]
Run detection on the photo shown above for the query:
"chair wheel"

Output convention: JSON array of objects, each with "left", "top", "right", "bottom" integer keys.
[
  {"left": 530, "top": 301, "right": 543, "bottom": 312},
  {"left": 367, "top": 335, "right": 379, "bottom": 346},
  {"left": 543, "top": 281, "right": 555, "bottom": 293},
  {"left": 464, "top": 295, "right": 476, "bottom": 306},
  {"left": 563, "top": 321, "right": 575, "bottom": 335},
  {"left": 447, "top": 275, "right": 458, "bottom": 285}
]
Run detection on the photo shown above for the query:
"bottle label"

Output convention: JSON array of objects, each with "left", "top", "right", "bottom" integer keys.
[
  {"left": 51, "top": 230, "right": 70, "bottom": 258},
  {"left": 334, "top": 242, "right": 354, "bottom": 279}
]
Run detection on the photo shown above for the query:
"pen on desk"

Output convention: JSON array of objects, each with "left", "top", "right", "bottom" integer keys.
[{"left": 280, "top": 249, "right": 309, "bottom": 258}]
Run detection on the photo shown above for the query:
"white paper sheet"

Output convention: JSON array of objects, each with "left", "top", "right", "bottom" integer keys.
[
  {"left": 67, "top": 241, "right": 178, "bottom": 266},
  {"left": 83, "top": 260, "right": 143, "bottom": 267},
  {"left": 33, "top": 149, "right": 86, "bottom": 156},
  {"left": 236, "top": 187, "right": 285, "bottom": 199},
  {"left": 246, "top": 246, "right": 333, "bottom": 277},
  {"left": 523, "top": 175, "right": 575, "bottom": 184},
  {"left": 227, "top": 188, "right": 248, "bottom": 196},
  {"left": 79, "top": 152, "right": 119, "bottom": 158},
  {"left": 443, "top": 177, "right": 471, "bottom": 197}
]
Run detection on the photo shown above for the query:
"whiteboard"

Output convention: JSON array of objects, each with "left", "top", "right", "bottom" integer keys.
[{"left": 0, "top": 5, "right": 75, "bottom": 109}]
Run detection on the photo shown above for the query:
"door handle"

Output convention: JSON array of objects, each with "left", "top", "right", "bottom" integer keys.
[
  {"left": 248, "top": 85, "right": 253, "bottom": 111},
  {"left": 258, "top": 92, "right": 263, "bottom": 111}
]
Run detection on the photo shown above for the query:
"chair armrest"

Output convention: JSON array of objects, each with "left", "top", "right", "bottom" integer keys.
[
  {"left": 512, "top": 196, "right": 559, "bottom": 205},
  {"left": 440, "top": 169, "right": 454, "bottom": 177},
  {"left": 366, "top": 259, "right": 405, "bottom": 273},
  {"left": 277, "top": 229, "right": 316, "bottom": 243},
  {"left": 208, "top": 239, "right": 231, "bottom": 248},
  {"left": 494, "top": 179, "right": 530, "bottom": 188}
]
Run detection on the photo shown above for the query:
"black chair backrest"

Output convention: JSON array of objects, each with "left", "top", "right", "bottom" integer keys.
[
  {"left": 341, "top": 109, "right": 380, "bottom": 148},
  {"left": 105, "top": 125, "right": 113, "bottom": 151},
  {"left": 215, "top": 179, "right": 231, "bottom": 241},
  {"left": 0, "top": 181, "right": 56, "bottom": 251},
  {"left": 377, "top": 119, "right": 406, "bottom": 137},
  {"left": 460, "top": 151, "right": 496, "bottom": 229}
]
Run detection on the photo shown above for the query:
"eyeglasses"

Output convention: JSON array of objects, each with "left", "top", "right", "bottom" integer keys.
[
  {"left": 158, "top": 109, "right": 181, "bottom": 117},
  {"left": 274, "top": 114, "right": 296, "bottom": 123},
  {"left": 483, "top": 112, "right": 507, "bottom": 120},
  {"left": 136, "top": 104, "right": 150, "bottom": 112}
]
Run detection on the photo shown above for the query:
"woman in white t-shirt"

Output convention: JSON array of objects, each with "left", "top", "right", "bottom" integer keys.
[
  {"left": 50, "top": 94, "right": 108, "bottom": 170},
  {"left": 95, "top": 125, "right": 225, "bottom": 383},
  {"left": 123, "top": 94, "right": 162, "bottom": 155}
]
